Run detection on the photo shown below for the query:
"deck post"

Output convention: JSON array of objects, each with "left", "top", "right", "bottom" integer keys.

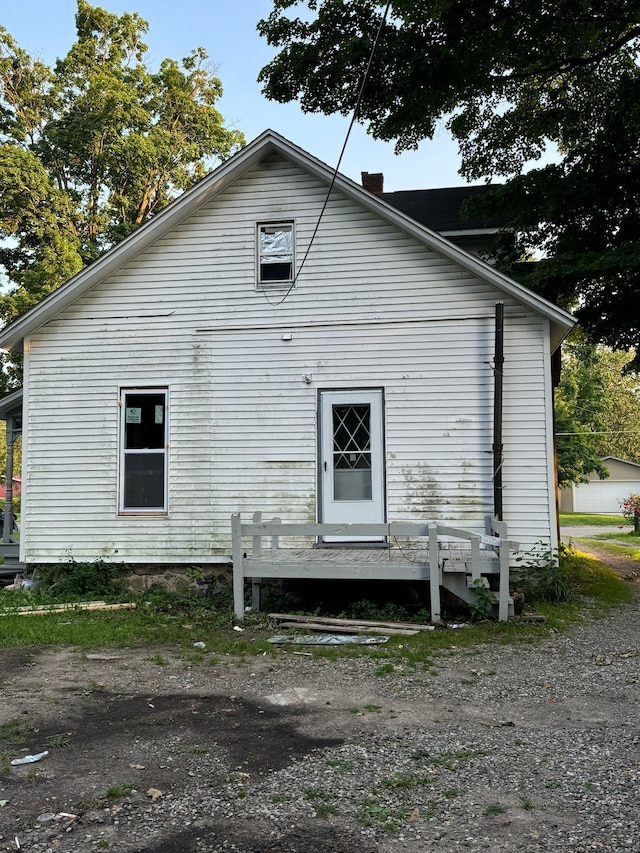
[
  {"left": 251, "top": 580, "right": 262, "bottom": 611},
  {"left": 251, "top": 511, "right": 264, "bottom": 610},
  {"left": 231, "top": 513, "right": 245, "bottom": 621},
  {"left": 271, "top": 516, "right": 281, "bottom": 550},
  {"left": 429, "top": 523, "right": 441, "bottom": 623},
  {"left": 470, "top": 535, "right": 481, "bottom": 583},
  {"left": 498, "top": 533, "right": 510, "bottom": 622},
  {"left": 493, "top": 518, "right": 508, "bottom": 539},
  {"left": 252, "top": 512, "right": 263, "bottom": 557},
  {"left": 484, "top": 517, "right": 510, "bottom": 621}
]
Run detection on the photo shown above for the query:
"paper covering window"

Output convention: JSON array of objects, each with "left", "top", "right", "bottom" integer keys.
[{"left": 258, "top": 223, "right": 293, "bottom": 284}]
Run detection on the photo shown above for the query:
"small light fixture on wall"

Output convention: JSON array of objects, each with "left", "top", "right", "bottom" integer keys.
[{"left": 302, "top": 374, "right": 312, "bottom": 384}]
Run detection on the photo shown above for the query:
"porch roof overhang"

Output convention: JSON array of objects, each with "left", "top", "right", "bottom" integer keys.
[
  {"left": 0, "top": 130, "right": 575, "bottom": 355},
  {"left": 0, "top": 388, "right": 23, "bottom": 424}
]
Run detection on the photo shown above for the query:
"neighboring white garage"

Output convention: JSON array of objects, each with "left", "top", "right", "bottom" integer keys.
[{"left": 560, "top": 457, "right": 640, "bottom": 514}]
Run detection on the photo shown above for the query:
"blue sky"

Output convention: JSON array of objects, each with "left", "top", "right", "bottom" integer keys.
[{"left": 1, "top": 0, "right": 466, "bottom": 191}]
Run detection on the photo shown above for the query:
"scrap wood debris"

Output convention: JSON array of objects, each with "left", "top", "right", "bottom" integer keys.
[
  {"left": 268, "top": 612, "right": 435, "bottom": 636},
  {"left": 0, "top": 601, "right": 136, "bottom": 617}
]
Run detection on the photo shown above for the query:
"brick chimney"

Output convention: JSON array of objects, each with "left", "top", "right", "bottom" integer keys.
[{"left": 361, "top": 172, "right": 384, "bottom": 193}]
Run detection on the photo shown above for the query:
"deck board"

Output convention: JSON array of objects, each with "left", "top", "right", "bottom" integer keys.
[{"left": 243, "top": 546, "right": 499, "bottom": 582}]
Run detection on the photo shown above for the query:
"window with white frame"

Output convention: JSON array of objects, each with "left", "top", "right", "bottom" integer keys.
[
  {"left": 257, "top": 222, "right": 294, "bottom": 285},
  {"left": 119, "top": 389, "right": 168, "bottom": 513}
]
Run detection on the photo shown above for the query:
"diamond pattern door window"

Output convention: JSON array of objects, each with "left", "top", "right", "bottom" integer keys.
[{"left": 332, "top": 404, "right": 372, "bottom": 501}]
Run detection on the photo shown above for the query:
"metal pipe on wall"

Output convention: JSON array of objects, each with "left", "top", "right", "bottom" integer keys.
[{"left": 493, "top": 302, "right": 504, "bottom": 521}]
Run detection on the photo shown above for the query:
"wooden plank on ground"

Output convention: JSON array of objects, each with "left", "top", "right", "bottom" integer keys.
[
  {"left": 269, "top": 612, "right": 434, "bottom": 632},
  {"left": 0, "top": 602, "right": 137, "bottom": 616},
  {"left": 277, "top": 621, "right": 418, "bottom": 636}
]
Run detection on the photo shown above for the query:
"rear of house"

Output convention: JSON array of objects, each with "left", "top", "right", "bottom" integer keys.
[{"left": 0, "top": 131, "right": 573, "bottom": 574}]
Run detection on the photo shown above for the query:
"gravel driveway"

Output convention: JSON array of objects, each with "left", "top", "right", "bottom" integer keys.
[{"left": 1, "top": 575, "right": 640, "bottom": 852}]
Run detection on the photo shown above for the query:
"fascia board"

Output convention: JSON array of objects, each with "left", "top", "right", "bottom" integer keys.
[{"left": 439, "top": 227, "right": 499, "bottom": 237}]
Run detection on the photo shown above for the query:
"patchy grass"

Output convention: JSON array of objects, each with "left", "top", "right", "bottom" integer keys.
[
  {"left": 0, "top": 592, "right": 594, "bottom": 665},
  {"left": 106, "top": 782, "right": 135, "bottom": 799},
  {"left": 559, "top": 512, "right": 627, "bottom": 527},
  {"left": 563, "top": 549, "right": 635, "bottom": 607},
  {"left": 0, "top": 718, "right": 29, "bottom": 768},
  {"left": 303, "top": 787, "right": 338, "bottom": 818},
  {"left": 0, "top": 592, "right": 277, "bottom": 656},
  {"left": 0, "top": 718, "right": 29, "bottom": 748},
  {"left": 45, "top": 732, "right": 71, "bottom": 748},
  {"left": 572, "top": 538, "right": 640, "bottom": 563},
  {"left": 586, "top": 532, "right": 640, "bottom": 548},
  {"left": 379, "top": 771, "right": 434, "bottom": 790},
  {"left": 356, "top": 798, "right": 411, "bottom": 831},
  {"left": 0, "top": 546, "right": 634, "bottom": 665}
]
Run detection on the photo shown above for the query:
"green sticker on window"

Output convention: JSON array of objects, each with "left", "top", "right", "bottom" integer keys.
[{"left": 126, "top": 407, "right": 142, "bottom": 424}]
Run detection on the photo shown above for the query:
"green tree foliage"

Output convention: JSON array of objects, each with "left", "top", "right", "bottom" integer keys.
[
  {"left": 555, "top": 339, "right": 640, "bottom": 485},
  {"left": 0, "top": 0, "right": 243, "bottom": 350},
  {"left": 258, "top": 1, "right": 640, "bottom": 359},
  {"left": 554, "top": 338, "right": 609, "bottom": 487},
  {"left": 594, "top": 348, "right": 640, "bottom": 464}
]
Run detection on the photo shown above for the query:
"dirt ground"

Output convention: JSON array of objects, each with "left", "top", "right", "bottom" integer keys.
[
  {"left": 1, "top": 536, "right": 639, "bottom": 852},
  {"left": 0, "top": 645, "right": 353, "bottom": 851}
]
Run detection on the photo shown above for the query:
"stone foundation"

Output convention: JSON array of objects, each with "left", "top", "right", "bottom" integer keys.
[{"left": 123, "top": 563, "right": 233, "bottom": 594}]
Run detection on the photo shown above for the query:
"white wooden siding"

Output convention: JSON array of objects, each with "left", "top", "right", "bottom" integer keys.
[
  {"left": 21, "top": 154, "right": 555, "bottom": 563},
  {"left": 501, "top": 316, "right": 554, "bottom": 546}
]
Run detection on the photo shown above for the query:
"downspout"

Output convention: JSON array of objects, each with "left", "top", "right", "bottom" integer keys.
[
  {"left": 551, "top": 346, "right": 562, "bottom": 546},
  {"left": 493, "top": 302, "right": 504, "bottom": 521},
  {"left": 3, "top": 416, "right": 14, "bottom": 543}
]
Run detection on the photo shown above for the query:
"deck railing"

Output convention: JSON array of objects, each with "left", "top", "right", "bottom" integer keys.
[{"left": 231, "top": 513, "right": 518, "bottom": 623}]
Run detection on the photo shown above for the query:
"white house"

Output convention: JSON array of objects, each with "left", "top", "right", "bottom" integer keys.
[{"left": 0, "top": 130, "right": 574, "bottom": 586}]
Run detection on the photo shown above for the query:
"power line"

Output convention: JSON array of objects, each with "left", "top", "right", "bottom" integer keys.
[
  {"left": 555, "top": 430, "right": 640, "bottom": 435},
  {"left": 262, "top": 1, "right": 392, "bottom": 307}
]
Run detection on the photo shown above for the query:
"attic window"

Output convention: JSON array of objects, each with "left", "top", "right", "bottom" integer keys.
[{"left": 257, "top": 222, "right": 294, "bottom": 285}]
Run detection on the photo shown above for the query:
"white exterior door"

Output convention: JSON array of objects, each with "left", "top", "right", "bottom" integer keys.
[{"left": 319, "top": 390, "right": 385, "bottom": 533}]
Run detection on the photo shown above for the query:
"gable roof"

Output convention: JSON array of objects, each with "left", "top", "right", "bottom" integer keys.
[
  {"left": 600, "top": 456, "right": 640, "bottom": 470},
  {"left": 0, "top": 129, "right": 574, "bottom": 354},
  {"left": 380, "top": 185, "right": 509, "bottom": 235}
]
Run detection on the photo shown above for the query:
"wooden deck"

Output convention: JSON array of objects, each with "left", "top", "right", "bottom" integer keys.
[
  {"left": 242, "top": 545, "right": 501, "bottom": 580},
  {"left": 232, "top": 514, "right": 518, "bottom": 623}
]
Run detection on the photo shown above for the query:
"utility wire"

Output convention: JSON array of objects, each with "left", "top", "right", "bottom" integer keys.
[
  {"left": 262, "top": 1, "right": 393, "bottom": 307},
  {"left": 555, "top": 430, "right": 640, "bottom": 435}
]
